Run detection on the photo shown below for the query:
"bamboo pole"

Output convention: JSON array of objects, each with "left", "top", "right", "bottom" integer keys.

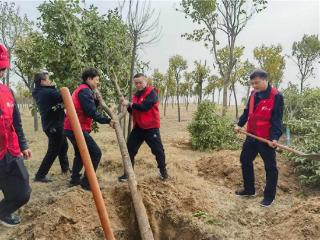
[
  {"left": 95, "top": 87, "right": 154, "bottom": 240},
  {"left": 60, "top": 87, "right": 115, "bottom": 240}
]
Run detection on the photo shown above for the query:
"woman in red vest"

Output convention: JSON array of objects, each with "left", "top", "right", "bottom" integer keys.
[
  {"left": 0, "top": 43, "right": 31, "bottom": 227},
  {"left": 234, "top": 69, "right": 284, "bottom": 207},
  {"left": 118, "top": 73, "right": 168, "bottom": 182}
]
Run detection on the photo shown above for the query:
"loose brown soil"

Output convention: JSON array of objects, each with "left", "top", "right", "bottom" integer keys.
[{"left": 0, "top": 105, "right": 319, "bottom": 240}]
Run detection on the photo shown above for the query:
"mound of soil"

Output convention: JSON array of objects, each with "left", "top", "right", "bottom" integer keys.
[{"left": 196, "top": 150, "right": 300, "bottom": 194}]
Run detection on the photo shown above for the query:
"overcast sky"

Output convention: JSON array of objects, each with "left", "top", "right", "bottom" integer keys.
[{"left": 12, "top": 0, "right": 320, "bottom": 98}]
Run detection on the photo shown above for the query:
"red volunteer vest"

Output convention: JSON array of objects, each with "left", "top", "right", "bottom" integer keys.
[
  {"left": 132, "top": 86, "right": 160, "bottom": 129},
  {"left": 64, "top": 84, "right": 93, "bottom": 132},
  {"left": 0, "top": 84, "right": 21, "bottom": 160},
  {"left": 247, "top": 87, "right": 278, "bottom": 139}
]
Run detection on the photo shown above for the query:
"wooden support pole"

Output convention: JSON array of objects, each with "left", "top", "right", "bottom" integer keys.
[
  {"left": 95, "top": 89, "right": 154, "bottom": 240},
  {"left": 60, "top": 87, "right": 116, "bottom": 240}
]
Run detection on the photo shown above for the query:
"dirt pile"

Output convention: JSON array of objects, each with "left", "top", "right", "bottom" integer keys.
[{"left": 196, "top": 150, "right": 300, "bottom": 194}]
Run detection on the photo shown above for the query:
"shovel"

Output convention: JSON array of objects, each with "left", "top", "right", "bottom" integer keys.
[{"left": 239, "top": 129, "right": 320, "bottom": 161}]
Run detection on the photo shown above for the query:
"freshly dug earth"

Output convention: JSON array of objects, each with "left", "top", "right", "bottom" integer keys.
[{"left": 0, "top": 105, "right": 319, "bottom": 240}]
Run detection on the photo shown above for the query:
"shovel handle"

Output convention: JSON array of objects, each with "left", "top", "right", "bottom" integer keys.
[{"left": 239, "top": 129, "right": 306, "bottom": 156}]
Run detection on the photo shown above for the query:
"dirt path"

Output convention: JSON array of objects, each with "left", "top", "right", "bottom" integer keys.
[{"left": 0, "top": 105, "right": 319, "bottom": 240}]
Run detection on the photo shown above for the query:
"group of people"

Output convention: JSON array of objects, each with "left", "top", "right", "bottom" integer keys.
[{"left": 0, "top": 41, "right": 283, "bottom": 228}]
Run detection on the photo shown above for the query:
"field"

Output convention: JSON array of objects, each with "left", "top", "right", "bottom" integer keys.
[{"left": 0, "top": 105, "right": 319, "bottom": 240}]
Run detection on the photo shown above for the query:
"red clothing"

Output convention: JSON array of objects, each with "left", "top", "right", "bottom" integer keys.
[
  {"left": 247, "top": 87, "right": 278, "bottom": 139},
  {"left": 64, "top": 84, "right": 93, "bottom": 132},
  {"left": 0, "top": 84, "right": 21, "bottom": 160},
  {"left": 132, "top": 86, "right": 160, "bottom": 129}
]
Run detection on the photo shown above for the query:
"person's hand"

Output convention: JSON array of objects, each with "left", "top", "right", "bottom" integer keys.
[
  {"left": 109, "top": 120, "right": 116, "bottom": 129},
  {"left": 268, "top": 140, "right": 278, "bottom": 148},
  {"left": 234, "top": 125, "right": 241, "bottom": 133},
  {"left": 22, "top": 149, "right": 32, "bottom": 159}
]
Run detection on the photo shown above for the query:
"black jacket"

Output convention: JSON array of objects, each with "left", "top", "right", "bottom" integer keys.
[
  {"left": 77, "top": 84, "right": 111, "bottom": 124},
  {"left": 238, "top": 84, "right": 284, "bottom": 141},
  {"left": 32, "top": 85, "right": 65, "bottom": 131}
]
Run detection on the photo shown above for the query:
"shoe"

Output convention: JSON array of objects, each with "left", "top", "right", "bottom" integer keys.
[
  {"left": 260, "top": 198, "right": 274, "bottom": 207},
  {"left": 80, "top": 184, "right": 91, "bottom": 191},
  {"left": 235, "top": 189, "right": 256, "bottom": 197},
  {"left": 80, "top": 183, "right": 103, "bottom": 192},
  {"left": 69, "top": 178, "right": 81, "bottom": 187},
  {"left": 34, "top": 176, "right": 53, "bottom": 183},
  {"left": 118, "top": 174, "right": 128, "bottom": 182},
  {"left": 61, "top": 168, "right": 71, "bottom": 175},
  {"left": 160, "top": 168, "right": 169, "bottom": 180},
  {"left": 0, "top": 214, "right": 21, "bottom": 227}
]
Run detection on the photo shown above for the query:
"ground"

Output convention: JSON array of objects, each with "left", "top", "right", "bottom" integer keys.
[{"left": 0, "top": 104, "right": 319, "bottom": 240}]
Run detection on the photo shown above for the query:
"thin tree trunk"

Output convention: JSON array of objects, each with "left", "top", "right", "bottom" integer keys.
[
  {"left": 33, "top": 100, "right": 39, "bottom": 132},
  {"left": 127, "top": 37, "right": 137, "bottom": 139},
  {"left": 212, "top": 89, "right": 215, "bottom": 103},
  {"left": 228, "top": 88, "right": 232, "bottom": 107},
  {"left": 186, "top": 94, "right": 189, "bottom": 111},
  {"left": 232, "top": 84, "right": 239, "bottom": 119},
  {"left": 176, "top": 87, "right": 181, "bottom": 122},
  {"left": 246, "top": 85, "right": 251, "bottom": 103},
  {"left": 164, "top": 92, "right": 168, "bottom": 116},
  {"left": 199, "top": 80, "right": 203, "bottom": 104}
]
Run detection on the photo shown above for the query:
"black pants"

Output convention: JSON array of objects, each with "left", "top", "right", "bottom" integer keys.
[
  {"left": 65, "top": 130, "right": 102, "bottom": 187},
  {"left": 0, "top": 153, "right": 31, "bottom": 219},
  {"left": 35, "top": 127, "right": 69, "bottom": 178},
  {"left": 127, "top": 127, "right": 166, "bottom": 171},
  {"left": 240, "top": 137, "right": 278, "bottom": 200}
]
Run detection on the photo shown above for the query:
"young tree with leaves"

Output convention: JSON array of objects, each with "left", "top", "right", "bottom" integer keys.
[
  {"left": 179, "top": 0, "right": 267, "bottom": 115},
  {"left": 0, "top": 1, "right": 32, "bottom": 86},
  {"left": 169, "top": 55, "right": 187, "bottom": 122},
  {"left": 193, "top": 60, "right": 210, "bottom": 104},
  {"left": 291, "top": 34, "right": 320, "bottom": 93},
  {"left": 254, "top": 44, "right": 285, "bottom": 88},
  {"left": 123, "top": 0, "right": 161, "bottom": 134},
  {"left": 183, "top": 71, "right": 194, "bottom": 110}
]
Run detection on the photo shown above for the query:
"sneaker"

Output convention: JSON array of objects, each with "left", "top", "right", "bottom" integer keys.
[
  {"left": 235, "top": 189, "right": 256, "bottom": 197},
  {"left": 260, "top": 198, "right": 274, "bottom": 207},
  {"left": 118, "top": 174, "right": 128, "bottom": 183},
  {"left": 34, "top": 176, "right": 53, "bottom": 183},
  {"left": 160, "top": 168, "right": 169, "bottom": 180},
  {"left": 0, "top": 214, "right": 21, "bottom": 227}
]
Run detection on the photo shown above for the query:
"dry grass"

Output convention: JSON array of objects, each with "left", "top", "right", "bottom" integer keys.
[{"left": 0, "top": 104, "right": 319, "bottom": 240}]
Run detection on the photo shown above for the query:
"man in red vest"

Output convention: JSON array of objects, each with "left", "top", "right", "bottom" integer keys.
[
  {"left": 235, "top": 69, "right": 284, "bottom": 207},
  {"left": 0, "top": 43, "right": 31, "bottom": 227},
  {"left": 64, "top": 68, "right": 115, "bottom": 191},
  {"left": 118, "top": 73, "right": 168, "bottom": 182}
]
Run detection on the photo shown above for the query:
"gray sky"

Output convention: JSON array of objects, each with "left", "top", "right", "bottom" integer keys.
[{"left": 13, "top": 0, "right": 320, "bottom": 99}]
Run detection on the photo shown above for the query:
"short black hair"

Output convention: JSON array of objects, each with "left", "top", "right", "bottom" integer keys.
[
  {"left": 133, "top": 73, "right": 146, "bottom": 79},
  {"left": 34, "top": 72, "right": 49, "bottom": 87},
  {"left": 250, "top": 69, "right": 268, "bottom": 80},
  {"left": 82, "top": 68, "right": 100, "bottom": 82}
]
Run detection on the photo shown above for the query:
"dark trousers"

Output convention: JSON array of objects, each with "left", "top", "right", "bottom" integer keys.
[
  {"left": 35, "top": 127, "right": 69, "bottom": 178},
  {"left": 0, "top": 153, "right": 31, "bottom": 219},
  {"left": 65, "top": 130, "right": 102, "bottom": 187},
  {"left": 240, "top": 137, "right": 278, "bottom": 200},
  {"left": 127, "top": 127, "right": 166, "bottom": 171}
]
